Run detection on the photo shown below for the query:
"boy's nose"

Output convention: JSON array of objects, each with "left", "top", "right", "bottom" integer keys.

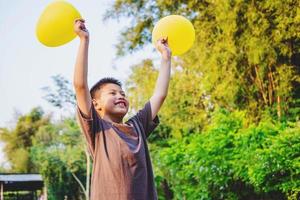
[{"left": 117, "top": 95, "right": 126, "bottom": 100}]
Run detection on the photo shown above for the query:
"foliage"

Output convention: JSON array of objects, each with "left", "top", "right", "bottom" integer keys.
[
  {"left": 0, "top": 107, "right": 50, "bottom": 172},
  {"left": 0, "top": 104, "right": 86, "bottom": 199},
  {"left": 31, "top": 118, "right": 86, "bottom": 200},
  {"left": 151, "top": 109, "right": 300, "bottom": 199},
  {"left": 126, "top": 59, "right": 208, "bottom": 138},
  {"left": 42, "top": 74, "right": 76, "bottom": 109},
  {"left": 106, "top": 0, "right": 300, "bottom": 122},
  {"left": 39, "top": 74, "right": 90, "bottom": 200}
]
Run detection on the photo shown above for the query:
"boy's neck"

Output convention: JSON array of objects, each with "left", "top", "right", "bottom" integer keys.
[{"left": 101, "top": 114, "right": 123, "bottom": 124}]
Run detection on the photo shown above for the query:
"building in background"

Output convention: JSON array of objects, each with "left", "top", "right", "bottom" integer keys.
[{"left": 0, "top": 173, "right": 45, "bottom": 200}]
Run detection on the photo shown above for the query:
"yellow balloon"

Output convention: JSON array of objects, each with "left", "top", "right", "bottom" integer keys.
[
  {"left": 152, "top": 15, "right": 195, "bottom": 56},
  {"left": 36, "top": 0, "right": 81, "bottom": 47}
]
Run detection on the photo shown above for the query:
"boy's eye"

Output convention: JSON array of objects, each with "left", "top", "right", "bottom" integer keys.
[{"left": 108, "top": 91, "right": 126, "bottom": 97}]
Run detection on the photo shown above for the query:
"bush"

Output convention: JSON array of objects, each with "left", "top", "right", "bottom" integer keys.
[{"left": 152, "top": 109, "right": 300, "bottom": 200}]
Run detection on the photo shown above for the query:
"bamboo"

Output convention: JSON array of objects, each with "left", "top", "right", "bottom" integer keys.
[
  {"left": 254, "top": 65, "right": 268, "bottom": 105},
  {"left": 0, "top": 182, "right": 3, "bottom": 200},
  {"left": 85, "top": 148, "right": 90, "bottom": 200}
]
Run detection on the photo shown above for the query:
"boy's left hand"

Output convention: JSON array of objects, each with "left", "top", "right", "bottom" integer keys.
[{"left": 156, "top": 37, "right": 172, "bottom": 61}]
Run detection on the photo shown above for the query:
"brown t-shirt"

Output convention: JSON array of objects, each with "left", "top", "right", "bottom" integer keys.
[{"left": 76, "top": 101, "right": 159, "bottom": 200}]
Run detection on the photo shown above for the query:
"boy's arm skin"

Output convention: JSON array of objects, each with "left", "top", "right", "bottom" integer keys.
[
  {"left": 73, "top": 19, "right": 92, "bottom": 117},
  {"left": 150, "top": 38, "right": 172, "bottom": 120}
]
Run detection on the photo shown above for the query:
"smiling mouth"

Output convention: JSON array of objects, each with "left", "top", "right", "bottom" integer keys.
[{"left": 115, "top": 102, "right": 126, "bottom": 107}]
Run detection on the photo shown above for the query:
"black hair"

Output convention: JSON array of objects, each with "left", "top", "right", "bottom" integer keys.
[{"left": 90, "top": 77, "right": 122, "bottom": 98}]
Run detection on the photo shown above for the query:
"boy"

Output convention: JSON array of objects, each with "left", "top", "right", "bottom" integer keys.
[{"left": 73, "top": 19, "right": 171, "bottom": 200}]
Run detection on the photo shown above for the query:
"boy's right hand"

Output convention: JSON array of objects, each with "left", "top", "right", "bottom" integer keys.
[{"left": 74, "top": 19, "right": 89, "bottom": 40}]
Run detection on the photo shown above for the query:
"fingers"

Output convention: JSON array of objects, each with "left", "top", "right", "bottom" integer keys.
[
  {"left": 74, "top": 19, "right": 85, "bottom": 27},
  {"left": 155, "top": 36, "right": 171, "bottom": 55},
  {"left": 156, "top": 37, "right": 169, "bottom": 51},
  {"left": 74, "top": 18, "right": 89, "bottom": 39},
  {"left": 74, "top": 18, "right": 88, "bottom": 32},
  {"left": 157, "top": 36, "right": 168, "bottom": 45},
  {"left": 162, "top": 36, "right": 168, "bottom": 44},
  {"left": 75, "top": 18, "right": 85, "bottom": 23}
]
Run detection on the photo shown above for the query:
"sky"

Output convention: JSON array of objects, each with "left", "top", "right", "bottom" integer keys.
[{"left": 0, "top": 0, "right": 158, "bottom": 167}]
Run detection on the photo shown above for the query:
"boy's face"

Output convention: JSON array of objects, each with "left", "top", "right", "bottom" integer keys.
[{"left": 92, "top": 83, "right": 129, "bottom": 119}]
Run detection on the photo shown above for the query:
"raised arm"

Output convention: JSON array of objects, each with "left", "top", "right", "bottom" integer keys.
[
  {"left": 73, "top": 19, "right": 92, "bottom": 117},
  {"left": 149, "top": 37, "right": 172, "bottom": 120}
]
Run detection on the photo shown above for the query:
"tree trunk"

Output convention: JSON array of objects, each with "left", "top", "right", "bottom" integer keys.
[
  {"left": 85, "top": 148, "right": 91, "bottom": 200},
  {"left": 161, "top": 179, "right": 173, "bottom": 200},
  {"left": 71, "top": 172, "right": 86, "bottom": 197},
  {"left": 254, "top": 65, "right": 268, "bottom": 105},
  {"left": 277, "top": 95, "right": 281, "bottom": 119}
]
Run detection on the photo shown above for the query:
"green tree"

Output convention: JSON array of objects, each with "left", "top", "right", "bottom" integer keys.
[
  {"left": 31, "top": 118, "right": 86, "bottom": 200},
  {"left": 0, "top": 107, "right": 50, "bottom": 172},
  {"left": 126, "top": 59, "right": 207, "bottom": 138},
  {"left": 153, "top": 109, "right": 300, "bottom": 199},
  {"left": 42, "top": 74, "right": 76, "bottom": 109},
  {"left": 105, "top": 0, "right": 300, "bottom": 122},
  {"left": 42, "top": 74, "right": 91, "bottom": 200}
]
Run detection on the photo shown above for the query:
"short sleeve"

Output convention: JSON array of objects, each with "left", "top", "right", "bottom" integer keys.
[
  {"left": 76, "top": 104, "right": 101, "bottom": 158},
  {"left": 134, "top": 101, "right": 160, "bottom": 138}
]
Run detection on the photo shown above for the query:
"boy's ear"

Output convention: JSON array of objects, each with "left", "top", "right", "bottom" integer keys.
[{"left": 92, "top": 99, "right": 102, "bottom": 110}]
